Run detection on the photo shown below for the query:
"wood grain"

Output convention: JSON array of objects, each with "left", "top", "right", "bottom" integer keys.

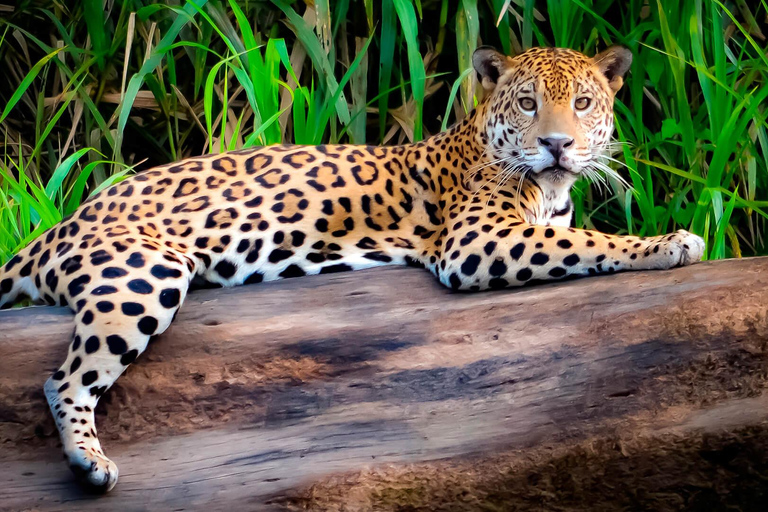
[{"left": 1, "top": 259, "right": 767, "bottom": 511}]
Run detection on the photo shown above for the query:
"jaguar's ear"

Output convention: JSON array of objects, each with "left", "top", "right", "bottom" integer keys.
[
  {"left": 593, "top": 46, "right": 632, "bottom": 94},
  {"left": 472, "top": 47, "right": 513, "bottom": 91}
]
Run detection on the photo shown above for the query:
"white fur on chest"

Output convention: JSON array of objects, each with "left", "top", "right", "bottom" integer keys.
[{"left": 525, "top": 177, "right": 574, "bottom": 227}]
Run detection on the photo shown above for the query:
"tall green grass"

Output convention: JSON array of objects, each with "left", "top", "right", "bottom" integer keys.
[{"left": 1, "top": 0, "right": 766, "bottom": 264}]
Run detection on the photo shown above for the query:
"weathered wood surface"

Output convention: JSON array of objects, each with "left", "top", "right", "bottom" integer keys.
[{"left": 1, "top": 258, "right": 767, "bottom": 511}]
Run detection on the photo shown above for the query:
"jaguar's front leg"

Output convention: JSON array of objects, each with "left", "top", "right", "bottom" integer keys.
[{"left": 437, "top": 221, "right": 705, "bottom": 291}]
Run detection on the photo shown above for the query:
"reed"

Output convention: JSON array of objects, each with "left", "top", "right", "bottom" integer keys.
[{"left": 1, "top": 0, "right": 765, "bottom": 262}]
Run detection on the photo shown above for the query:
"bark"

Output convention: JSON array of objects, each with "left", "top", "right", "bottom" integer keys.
[{"left": 1, "top": 258, "right": 767, "bottom": 511}]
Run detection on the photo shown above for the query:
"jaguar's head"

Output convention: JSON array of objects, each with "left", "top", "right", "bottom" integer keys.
[{"left": 472, "top": 45, "right": 632, "bottom": 186}]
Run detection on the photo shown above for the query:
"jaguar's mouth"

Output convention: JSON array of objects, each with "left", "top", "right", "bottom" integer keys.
[
  {"left": 540, "top": 165, "right": 578, "bottom": 175},
  {"left": 537, "top": 165, "right": 580, "bottom": 183}
]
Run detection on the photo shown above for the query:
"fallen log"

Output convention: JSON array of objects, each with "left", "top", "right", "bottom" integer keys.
[{"left": 1, "top": 258, "right": 767, "bottom": 511}]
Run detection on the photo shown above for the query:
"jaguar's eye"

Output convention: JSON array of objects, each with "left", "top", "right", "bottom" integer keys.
[
  {"left": 518, "top": 97, "right": 536, "bottom": 112},
  {"left": 574, "top": 97, "right": 591, "bottom": 111}
]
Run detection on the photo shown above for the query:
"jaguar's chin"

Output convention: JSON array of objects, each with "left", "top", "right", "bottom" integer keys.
[{"left": 536, "top": 165, "right": 580, "bottom": 183}]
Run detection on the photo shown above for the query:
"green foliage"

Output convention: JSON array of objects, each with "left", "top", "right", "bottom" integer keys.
[{"left": 0, "top": 0, "right": 766, "bottom": 263}]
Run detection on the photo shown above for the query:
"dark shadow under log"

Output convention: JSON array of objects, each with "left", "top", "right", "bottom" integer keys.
[{"left": 1, "top": 258, "right": 767, "bottom": 511}]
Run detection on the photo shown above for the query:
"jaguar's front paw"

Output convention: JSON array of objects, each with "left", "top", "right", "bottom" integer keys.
[
  {"left": 648, "top": 229, "right": 705, "bottom": 269},
  {"left": 666, "top": 229, "right": 705, "bottom": 266}
]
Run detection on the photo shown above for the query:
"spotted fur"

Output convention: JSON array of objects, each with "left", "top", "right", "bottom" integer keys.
[{"left": 0, "top": 46, "right": 703, "bottom": 492}]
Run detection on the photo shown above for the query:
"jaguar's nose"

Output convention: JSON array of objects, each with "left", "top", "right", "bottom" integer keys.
[{"left": 537, "top": 136, "right": 574, "bottom": 163}]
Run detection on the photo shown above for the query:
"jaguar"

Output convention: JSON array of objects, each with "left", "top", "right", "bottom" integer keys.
[{"left": 0, "top": 45, "right": 704, "bottom": 492}]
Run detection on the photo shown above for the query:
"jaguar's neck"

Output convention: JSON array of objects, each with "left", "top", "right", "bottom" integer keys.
[
  {"left": 415, "top": 101, "right": 524, "bottom": 194},
  {"left": 397, "top": 101, "right": 575, "bottom": 226},
  {"left": 393, "top": 106, "right": 488, "bottom": 194}
]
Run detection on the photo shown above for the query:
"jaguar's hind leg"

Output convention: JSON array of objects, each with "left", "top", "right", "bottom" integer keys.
[{"left": 44, "top": 241, "right": 192, "bottom": 492}]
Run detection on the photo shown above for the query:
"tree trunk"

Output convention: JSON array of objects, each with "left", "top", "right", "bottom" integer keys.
[{"left": 1, "top": 258, "right": 767, "bottom": 511}]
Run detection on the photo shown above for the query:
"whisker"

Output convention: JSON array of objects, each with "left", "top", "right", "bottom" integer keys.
[
  {"left": 467, "top": 156, "right": 514, "bottom": 179},
  {"left": 470, "top": 161, "right": 517, "bottom": 203},
  {"left": 467, "top": 145, "right": 496, "bottom": 172},
  {"left": 596, "top": 154, "right": 628, "bottom": 168},
  {"left": 515, "top": 168, "right": 529, "bottom": 210},
  {"left": 488, "top": 161, "right": 524, "bottom": 206},
  {"left": 583, "top": 167, "right": 607, "bottom": 195},
  {"left": 586, "top": 161, "right": 631, "bottom": 191}
]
